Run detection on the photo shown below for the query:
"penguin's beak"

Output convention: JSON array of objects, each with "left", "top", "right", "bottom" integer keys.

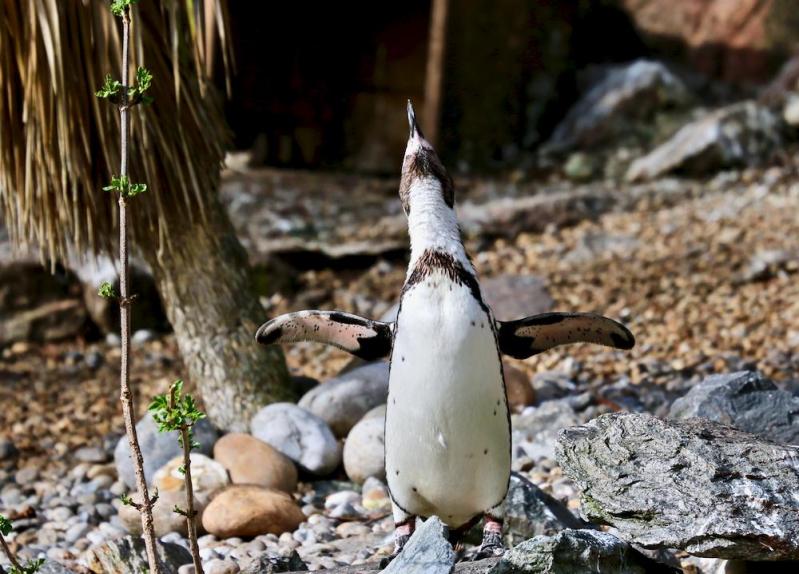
[{"left": 407, "top": 99, "right": 424, "bottom": 140}]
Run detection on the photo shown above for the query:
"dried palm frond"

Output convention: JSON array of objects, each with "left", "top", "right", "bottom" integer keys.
[{"left": 0, "top": 0, "right": 235, "bottom": 264}]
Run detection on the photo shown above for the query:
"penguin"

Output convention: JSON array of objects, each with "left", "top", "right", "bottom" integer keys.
[{"left": 255, "top": 101, "right": 635, "bottom": 563}]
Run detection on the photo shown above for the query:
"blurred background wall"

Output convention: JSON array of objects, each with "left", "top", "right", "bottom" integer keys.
[{"left": 220, "top": 0, "right": 799, "bottom": 173}]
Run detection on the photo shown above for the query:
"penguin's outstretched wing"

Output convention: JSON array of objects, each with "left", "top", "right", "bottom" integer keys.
[
  {"left": 256, "top": 311, "right": 393, "bottom": 360},
  {"left": 496, "top": 312, "right": 634, "bottom": 360}
]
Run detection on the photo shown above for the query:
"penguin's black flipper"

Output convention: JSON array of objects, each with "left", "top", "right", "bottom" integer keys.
[
  {"left": 496, "top": 312, "right": 634, "bottom": 360},
  {"left": 256, "top": 310, "right": 394, "bottom": 361}
]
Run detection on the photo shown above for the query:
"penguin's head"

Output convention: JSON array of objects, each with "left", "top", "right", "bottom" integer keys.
[{"left": 399, "top": 100, "right": 454, "bottom": 216}]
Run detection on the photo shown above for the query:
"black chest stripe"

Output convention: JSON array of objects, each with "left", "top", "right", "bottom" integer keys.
[{"left": 402, "top": 249, "right": 488, "bottom": 313}]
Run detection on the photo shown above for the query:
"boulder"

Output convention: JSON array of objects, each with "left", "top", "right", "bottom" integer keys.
[
  {"left": 490, "top": 529, "right": 678, "bottom": 574},
  {"left": 626, "top": 102, "right": 783, "bottom": 181},
  {"left": 669, "top": 371, "right": 799, "bottom": 444},
  {"left": 83, "top": 536, "right": 191, "bottom": 574},
  {"left": 557, "top": 412, "right": 799, "bottom": 560},
  {"left": 250, "top": 403, "right": 341, "bottom": 475},
  {"left": 504, "top": 473, "right": 586, "bottom": 546},
  {"left": 213, "top": 433, "right": 298, "bottom": 493},
  {"left": 201, "top": 485, "right": 305, "bottom": 538},
  {"left": 153, "top": 453, "right": 229, "bottom": 494},
  {"left": 383, "top": 516, "right": 456, "bottom": 574},
  {"left": 548, "top": 60, "right": 688, "bottom": 151},
  {"left": 114, "top": 412, "right": 218, "bottom": 489},
  {"left": 299, "top": 363, "right": 389, "bottom": 437},
  {"left": 343, "top": 405, "right": 386, "bottom": 484}
]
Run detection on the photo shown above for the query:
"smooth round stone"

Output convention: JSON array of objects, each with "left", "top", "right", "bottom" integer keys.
[
  {"left": 74, "top": 446, "right": 110, "bottom": 464},
  {"left": 114, "top": 412, "right": 218, "bottom": 489},
  {"left": 204, "top": 558, "right": 239, "bottom": 574},
  {"left": 298, "top": 362, "right": 389, "bottom": 437},
  {"left": 361, "top": 479, "right": 391, "bottom": 513},
  {"left": 202, "top": 485, "right": 305, "bottom": 539},
  {"left": 119, "top": 489, "right": 208, "bottom": 537},
  {"left": 154, "top": 453, "right": 229, "bottom": 495},
  {"left": 343, "top": 405, "right": 386, "bottom": 484},
  {"left": 213, "top": 433, "right": 297, "bottom": 494},
  {"left": 324, "top": 491, "right": 360, "bottom": 510},
  {"left": 250, "top": 403, "right": 341, "bottom": 476}
]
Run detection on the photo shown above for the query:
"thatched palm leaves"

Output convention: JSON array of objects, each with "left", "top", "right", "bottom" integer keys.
[{"left": 0, "top": 1, "right": 293, "bottom": 430}]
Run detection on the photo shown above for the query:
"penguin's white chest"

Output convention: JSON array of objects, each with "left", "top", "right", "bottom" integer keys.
[{"left": 385, "top": 275, "right": 510, "bottom": 527}]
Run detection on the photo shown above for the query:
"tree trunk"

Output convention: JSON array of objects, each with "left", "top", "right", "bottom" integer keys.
[{"left": 142, "top": 193, "right": 294, "bottom": 432}]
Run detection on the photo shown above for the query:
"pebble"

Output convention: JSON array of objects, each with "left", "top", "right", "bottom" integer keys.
[
  {"left": 73, "top": 446, "right": 110, "bottom": 464},
  {"left": 15, "top": 467, "right": 39, "bottom": 484},
  {"left": 0, "top": 438, "right": 18, "bottom": 460}
]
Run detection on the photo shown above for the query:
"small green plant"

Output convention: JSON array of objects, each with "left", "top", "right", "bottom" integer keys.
[
  {"left": 98, "top": 281, "right": 117, "bottom": 298},
  {"left": 95, "top": 66, "right": 152, "bottom": 106},
  {"left": 149, "top": 380, "right": 205, "bottom": 574},
  {"left": 110, "top": 0, "right": 140, "bottom": 17},
  {"left": 102, "top": 175, "right": 147, "bottom": 198},
  {"left": 0, "top": 515, "right": 44, "bottom": 574}
]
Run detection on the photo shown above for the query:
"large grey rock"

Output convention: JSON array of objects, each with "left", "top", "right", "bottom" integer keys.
[
  {"left": 504, "top": 473, "right": 587, "bottom": 546},
  {"left": 669, "top": 371, "right": 799, "bottom": 444},
  {"left": 548, "top": 59, "right": 689, "bottom": 151},
  {"left": 383, "top": 516, "right": 456, "bottom": 574},
  {"left": 557, "top": 413, "right": 799, "bottom": 560},
  {"left": 627, "top": 101, "right": 783, "bottom": 181},
  {"left": 490, "top": 529, "right": 678, "bottom": 574},
  {"left": 250, "top": 403, "right": 341, "bottom": 475},
  {"left": 343, "top": 405, "right": 386, "bottom": 484},
  {"left": 114, "top": 412, "right": 218, "bottom": 489},
  {"left": 299, "top": 363, "right": 389, "bottom": 437},
  {"left": 83, "top": 536, "right": 191, "bottom": 574}
]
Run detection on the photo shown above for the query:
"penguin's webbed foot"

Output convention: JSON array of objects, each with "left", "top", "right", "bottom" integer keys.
[{"left": 472, "top": 530, "right": 505, "bottom": 560}]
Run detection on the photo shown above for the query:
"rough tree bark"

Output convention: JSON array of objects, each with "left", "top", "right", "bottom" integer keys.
[{"left": 143, "top": 193, "right": 295, "bottom": 433}]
